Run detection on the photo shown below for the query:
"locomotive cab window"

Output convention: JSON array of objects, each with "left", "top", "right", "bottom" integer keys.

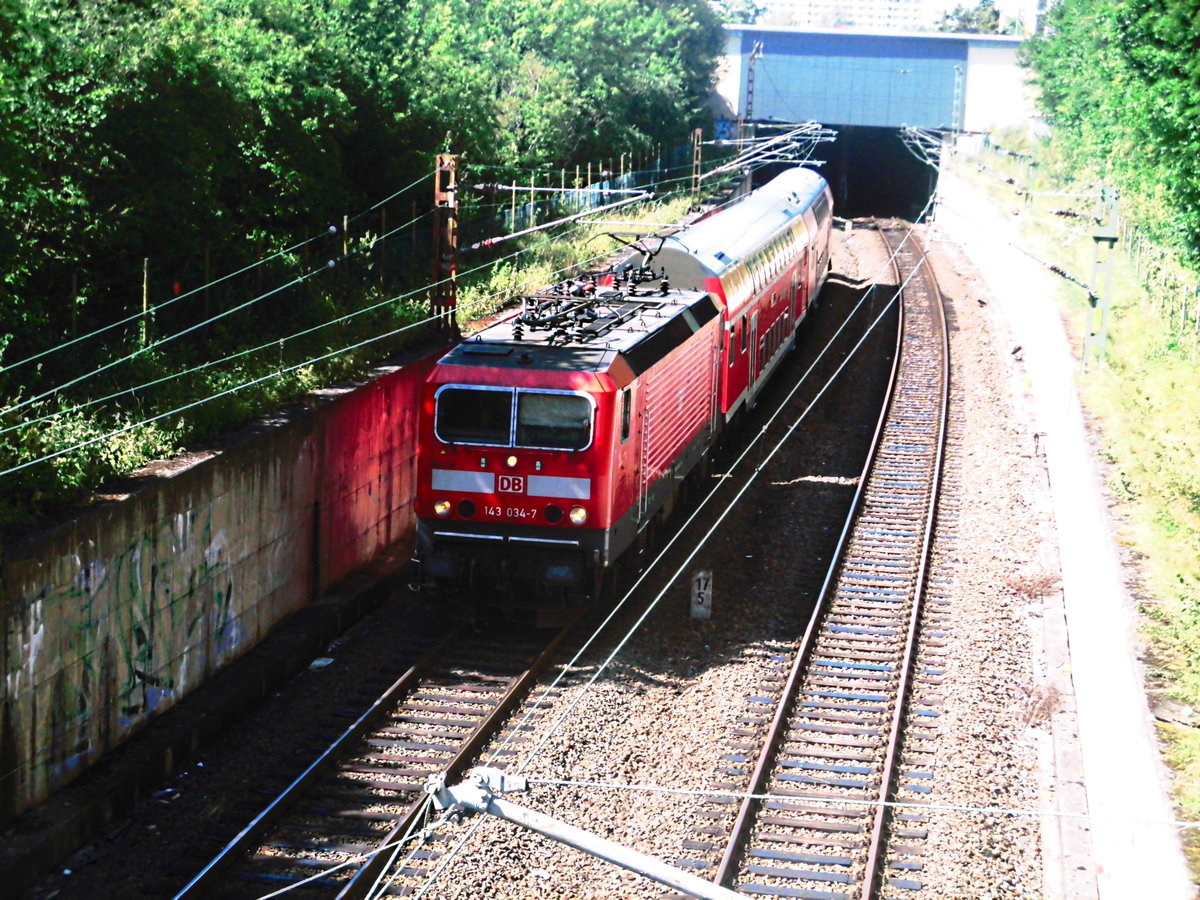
[
  {"left": 517, "top": 392, "right": 592, "bottom": 450},
  {"left": 435, "top": 387, "right": 512, "bottom": 445},
  {"left": 435, "top": 386, "right": 593, "bottom": 450}
]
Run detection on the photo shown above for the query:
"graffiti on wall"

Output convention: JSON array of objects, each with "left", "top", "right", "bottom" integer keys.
[{"left": 6, "top": 508, "right": 237, "bottom": 791}]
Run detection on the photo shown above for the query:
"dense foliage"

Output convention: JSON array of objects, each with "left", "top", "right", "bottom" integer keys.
[
  {"left": 0, "top": 0, "right": 723, "bottom": 522},
  {"left": 1022, "top": 0, "right": 1200, "bottom": 264},
  {"left": 937, "top": 0, "right": 1001, "bottom": 33}
]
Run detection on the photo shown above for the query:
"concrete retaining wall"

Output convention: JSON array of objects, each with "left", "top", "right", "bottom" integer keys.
[{"left": 0, "top": 350, "right": 438, "bottom": 822}]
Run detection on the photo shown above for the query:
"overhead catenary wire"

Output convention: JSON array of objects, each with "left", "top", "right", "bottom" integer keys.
[
  {"left": 488, "top": 202, "right": 935, "bottom": 773},
  {"left": 523, "top": 777, "right": 1200, "bottom": 829},
  {"left": 398, "top": 209, "right": 933, "bottom": 900},
  {"left": 6, "top": 165, "right": 693, "bottom": 429},
  {"left": 934, "top": 197, "right": 1096, "bottom": 296},
  {"left": 3, "top": 162, "right": 717, "bottom": 475},
  {"left": 0, "top": 206, "right": 442, "bottom": 439},
  {"left": 358, "top": 170, "right": 434, "bottom": 216},
  {"left": 0, "top": 217, "right": 634, "bottom": 479},
  {"left": 465, "top": 191, "right": 653, "bottom": 250},
  {"left": 2, "top": 171, "right": 434, "bottom": 378},
  {"left": 702, "top": 123, "right": 835, "bottom": 181},
  {"left": 0, "top": 230, "right": 338, "bottom": 378},
  {"left": 4, "top": 193, "right": 440, "bottom": 419},
  {"left": 1, "top": 261, "right": 338, "bottom": 420},
  {"left": 5, "top": 173, "right": 663, "bottom": 440}
]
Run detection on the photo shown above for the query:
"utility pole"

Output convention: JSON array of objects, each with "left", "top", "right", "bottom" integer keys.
[
  {"left": 739, "top": 40, "right": 764, "bottom": 146},
  {"left": 1084, "top": 185, "right": 1119, "bottom": 368},
  {"left": 691, "top": 128, "right": 703, "bottom": 206},
  {"left": 431, "top": 153, "right": 459, "bottom": 338}
]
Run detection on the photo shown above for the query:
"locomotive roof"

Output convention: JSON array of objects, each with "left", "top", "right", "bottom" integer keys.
[
  {"left": 661, "top": 167, "right": 827, "bottom": 276},
  {"left": 440, "top": 279, "right": 719, "bottom": 377}
]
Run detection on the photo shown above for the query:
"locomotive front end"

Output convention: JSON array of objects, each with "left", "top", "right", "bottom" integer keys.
[
  {"left": 416, "top": 365, "right": 615, "bottom": 608},
  {"left": 413, "top": 274, "right": 723, "bottom": 620}
]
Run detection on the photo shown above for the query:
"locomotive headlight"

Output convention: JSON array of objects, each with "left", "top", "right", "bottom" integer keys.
[
  {"left": 433, "top": 499, "right": 452, "bottom": 518},
  {"left": 568, "top": 505, "right": 588, "bottom": 526},
  {"left": 505, "top": 455, "right": 518, "bottom": 469}
]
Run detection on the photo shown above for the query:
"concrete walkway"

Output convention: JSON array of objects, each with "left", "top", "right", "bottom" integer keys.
[{"left": 934, "top": 171, "right": 1193, "bottom": 900}]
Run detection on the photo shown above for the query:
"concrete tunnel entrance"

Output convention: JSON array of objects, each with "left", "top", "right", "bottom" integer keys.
[
  {"left": 749, "top": 125, "right": 935, "bottom": 221},
  {"left": 817, "top": 125, "right": 936, "bottom": 221}
]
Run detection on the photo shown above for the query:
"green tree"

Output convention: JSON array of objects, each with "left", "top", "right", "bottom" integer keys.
[
  {"left": 708, "top": 0, "right": 764, "bottom": 24},
  {"left": 0, "top": 0, "right": 727, "bottom": 521},
  {"left": 939, "top": 0, "right": 1001, "bottom": 33},
  {"left": 1023, "top": 0, "right": 1200, "bottom": 261}
]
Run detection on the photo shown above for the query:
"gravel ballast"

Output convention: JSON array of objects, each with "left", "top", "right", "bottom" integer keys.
[{"left": 22, "top": 214, "right": 1126, "bottom": 899}]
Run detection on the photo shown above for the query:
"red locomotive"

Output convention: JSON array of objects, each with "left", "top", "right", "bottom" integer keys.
[{"left": 414, "top": 167, "right": 833, "bottom": 613}]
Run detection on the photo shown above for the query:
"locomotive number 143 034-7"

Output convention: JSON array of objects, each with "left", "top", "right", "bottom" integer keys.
[{"left": 484, "top": 505, "right": 538, "bottom": 519}]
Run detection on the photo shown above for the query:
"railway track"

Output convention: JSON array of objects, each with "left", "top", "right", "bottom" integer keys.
[
  {"left": 702, "top": 220, "right": 949, "bottom": 899},
  {"left": 175, "top": 620, "right": 579, "bottom": 899},
  {"left": 176, "top": 220, "right": 947, "bottom": 900}
]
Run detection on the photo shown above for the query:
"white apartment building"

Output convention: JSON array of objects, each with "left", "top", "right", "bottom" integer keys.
[
  {"left": 761, "top": 0, "right": 938, "bottom": 30},
  {"left": 759, "top": 0, "right": 1043, "bottom": 33}
]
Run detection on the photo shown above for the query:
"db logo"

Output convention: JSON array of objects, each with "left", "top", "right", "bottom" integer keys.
[{"left": 498, "top": 475, "right": 525, "bottom": 493}]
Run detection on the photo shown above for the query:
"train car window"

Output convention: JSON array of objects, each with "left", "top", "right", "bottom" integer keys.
[
  {"left": 740, "top": 318, "right": 748, "bottom": 353},
  {"left": 436, "top": 387, "right": 512, "bottom": 445},
  {"left": 812, "top": 192, "right": 831, "bottom": 226},
  {"left": 516, "top": 392, "right": 592, "bottom": 450},
  {"left": 728, "top": 327, "right": 736, "bottom": 367},
  {"left": 620, "top": 388, "right": 632, "bottom": 442}
]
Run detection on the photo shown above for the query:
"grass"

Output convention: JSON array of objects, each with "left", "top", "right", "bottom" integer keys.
[
  {"left": 948, "top": 140, "right": 1200, "bottom": 870},
  {"left": 455, "top": 193, "right": 698, "bottom": 326}
]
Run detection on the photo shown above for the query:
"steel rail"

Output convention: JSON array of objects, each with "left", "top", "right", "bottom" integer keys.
[
  {"left": 173, "top": 629, "right": 461, "bottom": 898},
  {"left": 711, "top": 227, "right": 908, "bottom": 890},
  {"left": 712, "top": 220, "right": 950, "bottom": 899},
  {"left": 859, "top": 222, "right": 949, "bottom": 900},
  {"left": 337, "top": 615, "right": 582, "bottom": 899},
  {"left": 175, "top": 612, "right": 581, "bottom": 898}
]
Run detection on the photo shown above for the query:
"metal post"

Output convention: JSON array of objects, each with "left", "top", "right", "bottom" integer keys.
[
  {"left": 379, "top": 207, "right": 386, "bottom": 286},
  {"left": 204, "top": 246, "right": 211, "bottom": 323},
  {"left": 744, "top": 41, "right": 763, "bottom": 122},
  {"left": 431, "top": 153, "right": 459, "bottom": 337},
  {"left": 691, "top": 128, "right": 703, "bottom": 206},
  {"left": 141, "top": 257, "right": 150, "bottom": 348},
  {"left": 1085, "top": 185, "right": 1119, "bottom": 369}
]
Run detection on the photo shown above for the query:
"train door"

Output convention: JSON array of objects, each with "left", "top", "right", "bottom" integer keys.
[
  {"left": 790, "top": 271, "right": 799, "bottom": 333},
  {"left": 612, "top": 383, "right": 643, "bottom": 523},
  {"left": 635, "top": 379, "right": 650, "bottom": 523},
  {"left": 750, "top": 312, "right": 759, "bottom": 386},
  {"left": 800, "top": 249, "right": 810, "bottom": 319}
]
